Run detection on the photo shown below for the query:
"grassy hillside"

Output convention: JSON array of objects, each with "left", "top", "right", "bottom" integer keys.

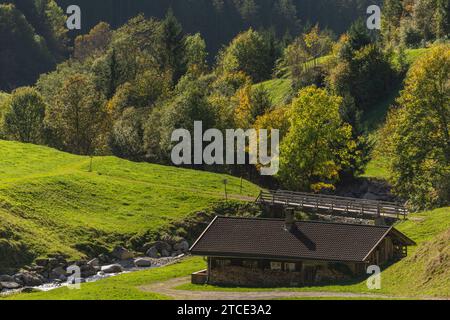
[
  {"left": 4, "top": 207, "right": 448, "bottom": 300},
  {"left": 0, "top": 140, "right": 260, "bottom": 270},
  {"left": 253, "top": 78, "right": 292, "bottom": 106}
]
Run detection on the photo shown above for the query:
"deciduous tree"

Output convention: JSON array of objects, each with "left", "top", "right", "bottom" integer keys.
[
  {"left": 2, "top": 87, "right": 46, "bottom": 143},
  {"left": 45, "top": 74, "right": 109, "bottom": 155},
  {"left": 279, "top": 86, "right": 356, "bottom": 192},
  {"left": 379, "top": 45, "right": 450, "bottom": 209}
]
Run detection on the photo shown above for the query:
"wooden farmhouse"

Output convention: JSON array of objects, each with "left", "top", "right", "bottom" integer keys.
[{"left": 190, "top": 214, "right": 415, "bottom": 287}]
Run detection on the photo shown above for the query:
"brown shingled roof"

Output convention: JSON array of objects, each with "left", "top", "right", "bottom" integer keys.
[{"left": 190, "top": 216, "right": 415, "bottom": 263}]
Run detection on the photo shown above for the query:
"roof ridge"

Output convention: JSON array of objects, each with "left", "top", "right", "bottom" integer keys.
[{"left": 216, "top": 215, "right": 391, "bottom": 229}]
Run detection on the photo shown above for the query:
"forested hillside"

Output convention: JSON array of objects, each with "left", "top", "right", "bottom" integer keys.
[
  {"left": 55, "top": 0, "right": 381, "bottom": 55},
  {"left": 0, "top": 0, "right": 68, "bottom": 91}
]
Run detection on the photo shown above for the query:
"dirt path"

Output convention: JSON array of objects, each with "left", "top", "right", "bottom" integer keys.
[{"left": 140, "top": 277, "right": 405, "bottom": 300}]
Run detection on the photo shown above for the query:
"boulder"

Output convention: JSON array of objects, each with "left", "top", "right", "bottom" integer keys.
[
  {"left": 146, "top": 246, "right": 159, "bottom": 258},
  {"left": 0, "top": 275, "right": 15, "bottom": 282},
  {"left": 28, "top": 265, "right": 45, "bottom": 274},
  {"left": 160, "top": 249, "right": 170, "bottom": 257},
  {"left": 172, "top": 251, "right": 182, "bottom": 257},
  {"left": 14, "top": 272, "right": 45, "bottom": 287},
  {"left": 80, "top": 265, "right": 97, "bottom": 278},
  {"left": 173, "top": 240, "right": 189, "bottom": 253},
  {"left": 98, "top": 253, "right": 111, "bottom": 264},
  {"left": 46, "top": 258, "right": 65, "bottom": 270},
  {"left": 111, "top": 246, "right": 134, "bottom": 260},
  {"left": 87, "top": 258, "right": 100, "bottom": 267},
  {"left": 145, "top": 241, "right": 171, "bottom": 254},
  {"left": 50, "top": 267, "right": 67, "bottom": 279},
  {"left": 0, "top": 281, "right": 21, "bottom": 290},
  {"left": 35, "top": 259, "right": 49, "bottom": 267},
  {"left": 101, "top": 264, "right": 123, "bottom": 274},
  {"left": 134, "top": 258, "right": 152, "bottom": 267}
]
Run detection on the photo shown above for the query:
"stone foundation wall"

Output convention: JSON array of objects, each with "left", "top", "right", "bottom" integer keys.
[
  {"left": 209, "top": 262, "right": 358, "bottom": 287},
  {"left": 210, "top": 266, "right": 303, "bottom": 287}
]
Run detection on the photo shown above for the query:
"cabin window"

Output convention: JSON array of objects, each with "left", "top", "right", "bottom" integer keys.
[
  {"left": 215, "top": 259, "right": 231, "bottom": 268},
  {"left": 270, "top": 262, "right": 282, "bottom": 271},
  {"left": 285, "top": 263, "right": 296, "bottom": 272}
]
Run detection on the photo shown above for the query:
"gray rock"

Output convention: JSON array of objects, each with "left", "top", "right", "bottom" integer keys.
[
  {"left": 98, "top": 253, "right": 111, "bottom": 264},
  {"left": 111, "top": 246, "right": 134, "bottom": 260},
  {"left": 14, "top": 271, "right": 45, "bottom": 286},
  {"left": 146, "top": 241, "right": 172, "bottom": 253},
  {"left": 160, "top": 249, "right": 170, "bottom": 257},
  {"left": 134, "top": 258, "right": 152, "bottom": 267},
  {"left": 87, "top": 258, "right": 100, "bottom": 267},
  {"left": 50, "top": 266, "right": 67, "bottom": 279},
  {"left": 0, "top": 281, "right": 21, "bottom": 290},
  {"left": 35, "top": 259, "right": 49, "bottom": 267},
  {"left": 174, "top": 240, "right": 189, "bottom": 252},
  {"left": 0, "top": 275, "right": 15, "bottom": 282},
  {"left": 146, "top": 246, "right": 159, "bottom": 258},
  {"left": 101, "top": 264, "right": 123, "bottom": 274},
  {"left": 80, "top": 264, "right": 97, "bottom": 278}
]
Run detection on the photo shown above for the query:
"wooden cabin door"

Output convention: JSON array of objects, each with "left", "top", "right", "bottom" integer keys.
[{"left": 303, "top": 266, "right": 316, "bottom": 285}]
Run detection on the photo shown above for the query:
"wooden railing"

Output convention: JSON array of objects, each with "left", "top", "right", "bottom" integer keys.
[{"left": 256, "top": 190, "right": 408, "bottom": 220}]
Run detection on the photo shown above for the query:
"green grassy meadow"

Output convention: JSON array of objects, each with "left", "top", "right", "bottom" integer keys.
[{"left": 0, "top": 140, "right": 260, "bottom": 269}]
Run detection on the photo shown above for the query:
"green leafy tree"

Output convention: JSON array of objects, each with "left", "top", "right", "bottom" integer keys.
[
  {"left": 74, "top": 22, "right": 112, "bottom": 61},
  {"left": 279, "top": 86, "right": 356, "bottom": 192},
  {"left": 45, "top": 74, "right": 109, "bottom": 155},
  {"left": 149, "top": 75, "right": 217, "bottom": 163},
  {"left": 185, "top": 33, "right": 208, "bottom": 76},
  {"left": 218, "top": 28, "right": 277, "bottom": 82},
  {"left": 2, "top": 87, "right": 46, "bottom": 143},
  {"left": 109, "top": 107, "right": 147, "bottom": 161},
  {"left": 233, "top": 85, "right": 272, "bottom": 128},
  {"left": 379, "top": 45, "right": 450, "bottom": 210}
]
